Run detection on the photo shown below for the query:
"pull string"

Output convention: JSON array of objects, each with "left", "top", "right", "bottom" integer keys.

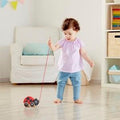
[{"left": 39, "top": 48, "right": 50, "bottom": 102}]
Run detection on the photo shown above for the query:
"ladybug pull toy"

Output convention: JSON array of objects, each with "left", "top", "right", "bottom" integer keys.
[
  {"left": 23, "top": 49, "right": 50, "bottom": 108},
  {"left": 23, "top": 96, "right": 39, "bottom": 107}
]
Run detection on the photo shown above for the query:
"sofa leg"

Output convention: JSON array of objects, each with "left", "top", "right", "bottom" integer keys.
[
  {"left": 11, "top": 83, "right": 17, "bottom": 85},
  {"left": 11, "top": 83, "right": 22, "bottom": 85}
]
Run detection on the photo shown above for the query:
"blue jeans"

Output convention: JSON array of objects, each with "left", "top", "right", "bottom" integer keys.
[{"left": 57, "top": 71, "right": 81, "bottom": 101}]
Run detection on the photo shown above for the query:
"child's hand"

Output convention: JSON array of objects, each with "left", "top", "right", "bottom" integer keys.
[
  {"left": 48, "top": 37, "right": 54, "bottom": 50},
  {"left": 48, "top": 37, "right": 60, "bottom": 51},
  {"left": 48, "top": 36, "right": 52, "bottom": 47},
  {"left": 48, "top": 40, "right": 52, "bottom": 47},
  {"left": 89, "top": 60, "right": 94, "bottom": 68}
]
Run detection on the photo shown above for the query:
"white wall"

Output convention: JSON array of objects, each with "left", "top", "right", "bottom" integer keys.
[
  {"left": 0, "top": 0, "right": 102, "bottom": 82},
  {"left": 35, "top": 0, "right": 102, "bottom": 82},
  {"left": 0, "top": 0, "right": 35, "bottom": 81}
]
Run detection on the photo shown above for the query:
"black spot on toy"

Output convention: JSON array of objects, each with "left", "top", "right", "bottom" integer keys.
[{"left": 23, "top": 96, "right": 39, "bottom": 107}]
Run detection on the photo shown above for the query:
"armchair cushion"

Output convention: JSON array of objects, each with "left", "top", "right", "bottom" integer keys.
[
  {"left": 22, "top": 43, "right": 53, "bottom": 56},
  {"left": 21, "top": 55, "right": 55, "bottom": 66}
]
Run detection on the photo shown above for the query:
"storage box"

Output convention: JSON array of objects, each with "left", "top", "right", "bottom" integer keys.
[
  {"left": 107, "top": 32, "right": 120, "bottom": 57},
  {"left": 108, "top": 71, "right": 120, "bottom": 84}
]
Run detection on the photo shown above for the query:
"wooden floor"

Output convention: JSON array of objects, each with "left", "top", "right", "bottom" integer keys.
[{"left": 0, "top": 83, "right": 120, "bottom": 120}]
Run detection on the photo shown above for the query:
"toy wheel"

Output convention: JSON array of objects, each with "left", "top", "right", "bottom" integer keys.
[
  {"left": 24, "top": 102, "right": 29, "bottom": 107},
  {"left": 30, "top": 102, "right": 34, "bottom": 107},
  {"left": 34, "top": 98, "right": 39, "bottom": 106}
]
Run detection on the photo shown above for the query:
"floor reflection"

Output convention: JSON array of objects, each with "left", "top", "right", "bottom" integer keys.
[{"left": 1, "top": 83, "right": 120, "bottom": 120}]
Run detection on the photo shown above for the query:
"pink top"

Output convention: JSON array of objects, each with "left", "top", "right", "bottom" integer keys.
[{"left": 57, "top": 37, "right": 85, "bottom": 73}]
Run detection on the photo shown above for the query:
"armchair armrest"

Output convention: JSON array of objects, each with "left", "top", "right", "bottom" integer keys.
[
  {"left": 10, "top": 43, "right": 23, "bottom": 55},
  {"left": 10, "top": 43, "right": 23, "bottom": 67}
]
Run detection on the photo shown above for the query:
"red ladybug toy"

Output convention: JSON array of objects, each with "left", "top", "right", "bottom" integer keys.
[{"left": 23, "top": 96, "right": 39, "bottom": 107}]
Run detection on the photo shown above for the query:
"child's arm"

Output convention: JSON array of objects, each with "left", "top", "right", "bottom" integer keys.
[
  {"left": 80, "top": 48, "right": 94, "bottom": 68},
  {"left": 48, "top": 40, "right": 60, "bottom": 51}
]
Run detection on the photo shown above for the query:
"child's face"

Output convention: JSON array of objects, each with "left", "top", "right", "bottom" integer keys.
[{"left": 63, "top": 28, "right": 78, "bottom": 41}]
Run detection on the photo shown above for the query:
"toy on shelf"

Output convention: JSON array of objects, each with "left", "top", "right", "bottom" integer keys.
[{"left": 111, "top": 5, "right": 120, "bottom": 30}]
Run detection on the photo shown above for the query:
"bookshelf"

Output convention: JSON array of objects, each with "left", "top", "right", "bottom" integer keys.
[{"left": 102, "top": 0, "right": 120, "bottom": 88}]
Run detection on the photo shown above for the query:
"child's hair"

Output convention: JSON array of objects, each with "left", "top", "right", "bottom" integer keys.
[{"left": 62, "top": 18, "right": 80, "bottom": 31}]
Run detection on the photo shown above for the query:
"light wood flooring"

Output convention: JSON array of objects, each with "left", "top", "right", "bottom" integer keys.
[{"left": 0, "top": 83, "right": 120, "bottom": 120}]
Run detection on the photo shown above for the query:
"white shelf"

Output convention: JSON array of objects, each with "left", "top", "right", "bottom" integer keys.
[
  {"left": 102, "top": 83, "right": 120, "bottom": 88},
  {"left": 106, "top": 30, "right": 120, "bottom": 32},
  {"left": 102, "top": 0, "right": 120, "bottom": 88},
  {"left": 106, "top": 3, "right": 120, "bottom": 5},
  {"left": 105, "top": 57, "right": 120, "bottom": 59}
]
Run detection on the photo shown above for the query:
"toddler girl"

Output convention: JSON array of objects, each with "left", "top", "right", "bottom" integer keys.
[{"left": 48, "top": 18, "right": 94, "bottom": 104}]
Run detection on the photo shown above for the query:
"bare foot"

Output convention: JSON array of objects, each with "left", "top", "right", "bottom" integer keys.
[
  {"left": 54, "top": 99, "right": 62, "bottom": 104},
  {"left": 74, "top": 100, "right": 83, "bottom": 104}
]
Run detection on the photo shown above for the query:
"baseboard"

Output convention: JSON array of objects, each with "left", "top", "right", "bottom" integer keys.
[
  {"left": 0, "top": 78, "right": 101, "bottom": 84},
  {"left": 0, "top": 78, "right": 9, "bottom": 82},
  {"left": 90, "top": 79, "right": 101, "bottom": 84}
]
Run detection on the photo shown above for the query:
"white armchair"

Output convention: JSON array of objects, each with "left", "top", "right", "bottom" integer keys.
[
  {"left": 10, "top": 26, "right": 93, "bottom": 85},
  {"left": 10, "top": 27, "right": 60, "bottom": 83}
]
